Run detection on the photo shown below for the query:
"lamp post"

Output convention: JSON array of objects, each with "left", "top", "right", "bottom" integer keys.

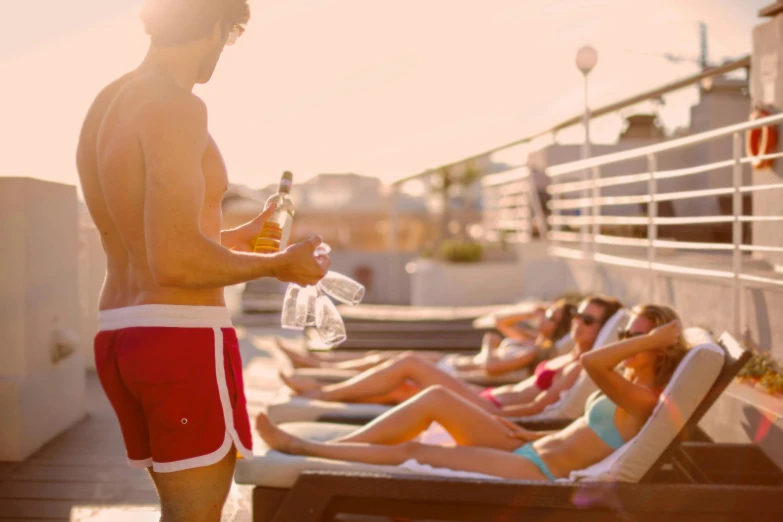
[
  {"left": 575, "top": 45, "right": 598, "bottom": 269},
  {"left": 575, "top": 45, "right": 598, "bottom": 159}
]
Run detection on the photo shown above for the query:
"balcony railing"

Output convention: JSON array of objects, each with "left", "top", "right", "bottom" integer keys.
[
  {"left": 481, "top": 166, "right": 548, "bottom": 244},
  {"left": 541, "top": 112, "right": 783, "bottom": 335}
]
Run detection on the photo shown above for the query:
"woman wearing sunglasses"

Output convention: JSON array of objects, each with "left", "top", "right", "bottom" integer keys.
[
  {"left": 275, "top": 298, "right": 577, "bottom": 378},
  {"left": 280, "top": 295, "right": 622, "bottom": 418},
  {"left": 258, "top": 304, "right": 688, "bottom": 481}
]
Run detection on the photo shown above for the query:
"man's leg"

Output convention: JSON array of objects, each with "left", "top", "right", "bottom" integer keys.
[{"left": 148, "top": 447, "right": 237, "bottom": 522}]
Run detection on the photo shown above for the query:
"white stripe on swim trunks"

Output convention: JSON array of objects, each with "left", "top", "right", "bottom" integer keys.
[{"left": 98, "top": 304, "right": 233, "bottom": 331}]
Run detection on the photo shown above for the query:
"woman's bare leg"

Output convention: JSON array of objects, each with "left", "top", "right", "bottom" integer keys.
[
  {"left": 256, "top": 414, "right": 547, "bottom": 481},
  {"left": 337, "top": 386, "right": 522, "bottom": 450},
  {"left": 311, "top": 354, "right": 494, "bottom": 409}
]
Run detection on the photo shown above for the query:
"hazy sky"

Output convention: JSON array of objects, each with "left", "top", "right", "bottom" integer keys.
[{"left": 0, "top": 0, "right": 770, "bottom": 191}]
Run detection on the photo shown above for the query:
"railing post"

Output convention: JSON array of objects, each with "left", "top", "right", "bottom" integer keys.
[
  {"left": 388, "top": 184, "right": 400, "bottom": 304},
  {"left": 591, "top": 166, "right": 601, "bottom": 290},
  {"left": 581, "top": 171, "right": 589, "bottom": 256},
  {"left": 550, "top": 186, "right": 560, "bottom": 248},
  {"left": 732, "top": 132, "right": 743, "bottom": 337},
  {"left": 647, "top": 153, "right": 658, "bottom": 302},
  {"left": 528, "top": 175, "right": 549, "bottom": 243}
]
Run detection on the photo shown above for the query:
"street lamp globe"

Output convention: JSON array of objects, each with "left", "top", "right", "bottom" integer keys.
[{"left": 576, "top": 45, "right": 598, "bottom": 75}]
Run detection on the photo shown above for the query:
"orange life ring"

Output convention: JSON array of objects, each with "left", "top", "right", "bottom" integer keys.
[{"left": 745, "top": 108, "right": 778, "bottom": 169}]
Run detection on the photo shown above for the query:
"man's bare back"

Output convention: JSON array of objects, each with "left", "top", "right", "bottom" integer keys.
[
  {"left": 77, "top": 72, "right": 326, "bottom": 311},
  {"left": 77, "top": 72, "right": 228, "bottom": 310}
]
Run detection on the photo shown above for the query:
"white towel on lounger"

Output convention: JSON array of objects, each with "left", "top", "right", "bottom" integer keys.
[
  {"left": 417, "top": 422, "right": 457, "bottom": 446},
  {"left": 399, "top": 459, "right": 502, "bottom": 480}
]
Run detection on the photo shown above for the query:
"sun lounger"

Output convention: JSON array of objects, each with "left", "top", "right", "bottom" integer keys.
[
  {"left": 238, "top": 331, "right": 782, "bottom": 521},
  {"left": 310, "top": 330, "right": 487, "bottom": 352},
  {"left": 315, "top": 301, "right": 544, "bottom": 352},
  {"left": 290, "top": 333, "right": 576, "bottom": 389},
  {"left": 337, "top": 302, "right": 540, "bottom": 324},
  {"left": 266, "top": 310, "right": 628, "bottom": 426}
]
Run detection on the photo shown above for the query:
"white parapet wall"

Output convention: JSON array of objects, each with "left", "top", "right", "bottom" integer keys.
[
  {"left": 0, "top": 177, "right": 86, "bottom": 461},
  {"left": 79, "top": 222, "right": 106, "bottom": 370},
  {"left": 410, "top": 258, "right": 528, "bottom": 306},
  {"left": 410, "top": 241, "right": 577, "bottom": 307}
]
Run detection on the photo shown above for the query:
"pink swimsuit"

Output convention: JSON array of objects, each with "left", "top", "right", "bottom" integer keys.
[
  {"left": 480, "top": 360, "right": 560, "bottom": 408},
  {"left": 533, "top": 360, "right": 558, "bottom": 391}
]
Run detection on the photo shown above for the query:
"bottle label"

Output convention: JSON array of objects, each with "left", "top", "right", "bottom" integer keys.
[
  {"left": 280, "top": 218, "right": 293, "bottom": 250},
  {"left": 254, "top": 222, "right": 284, "bottom": 253}
]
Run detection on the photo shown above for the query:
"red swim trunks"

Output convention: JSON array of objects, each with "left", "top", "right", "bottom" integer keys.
[{"left": 94, "top": 305, "right": 253, "bottom": 473}]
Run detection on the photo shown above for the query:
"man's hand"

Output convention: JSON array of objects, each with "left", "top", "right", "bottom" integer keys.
[
  {"left": 221, "top": 204, "right": 278, "bottom": 252},
  {"left": 274, "top": 236, "right": 331, "bottom": 286}
]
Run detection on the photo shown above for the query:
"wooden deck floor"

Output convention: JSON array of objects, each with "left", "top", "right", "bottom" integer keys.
[{"left": 0, "top": 330, "right": 285, "bottom": 522}]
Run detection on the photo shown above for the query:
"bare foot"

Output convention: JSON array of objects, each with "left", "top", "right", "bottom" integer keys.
[
  {"left": 255, "top": 414, "right": 304, "bottom": 454},
  {"left": 279, "top": 371, "right": 324, "bottom": 397},
  {"left": 275, "top": 337, "right": 321, "bottom": 369}
]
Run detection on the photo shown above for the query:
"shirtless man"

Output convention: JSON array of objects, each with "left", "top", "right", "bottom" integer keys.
[{"left": 75, "top": 1, "right": 329, "bottom": 520}]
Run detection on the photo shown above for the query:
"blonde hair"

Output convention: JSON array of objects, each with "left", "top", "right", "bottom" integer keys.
[{"left": 628, "top": 304, "right": 690, "bottom": 387}]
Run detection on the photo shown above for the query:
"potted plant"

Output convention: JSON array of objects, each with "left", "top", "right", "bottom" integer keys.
[
  {"left": 737, "top": 350, "right": 783, "bottom": 396},
  {"left": 439, "top": 239, "right": 484, "bottom": 263}
]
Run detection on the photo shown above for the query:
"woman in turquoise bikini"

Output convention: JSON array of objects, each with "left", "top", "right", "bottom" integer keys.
[{"left": 256, "top": 304, "right": 690, "bottom": 481}]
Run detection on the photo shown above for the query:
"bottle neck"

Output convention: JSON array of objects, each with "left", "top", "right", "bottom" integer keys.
[{"left": 279, "top": 178, "right": 293, "bottom": 195}]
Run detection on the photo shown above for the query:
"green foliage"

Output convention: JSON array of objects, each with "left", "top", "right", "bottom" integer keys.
[
  {"left": 761, "top": 371, "right": 783, "bottom": 395},
  {"left": 739, "top": 351, "right": 779, "bottom": 380},
  {"left": 440, "top": 240, "right": 484, "bottom": 263},
  {"left": 738, "top": 350, "right": 783, "bottom": 395}
]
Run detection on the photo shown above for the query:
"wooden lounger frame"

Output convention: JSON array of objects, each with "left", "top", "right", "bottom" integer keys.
[{"left": 250, "top": 333, "right": 783, "bottom": 521}]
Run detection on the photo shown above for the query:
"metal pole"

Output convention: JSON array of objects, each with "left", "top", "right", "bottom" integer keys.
[
  {"left": 732, "top": 132, "right": 743, "bottom": 337},
  {"left": 647, "top": 153, "right": 658, "bottom": 302},
  {"left": 388, "top": 185, "right": 399, "bottom": 304},
  {"left": 584, "top": 73, "right": 592, "bottom": 159},
  {"left": 551, "top": 190, "right": 560, "bottom": 248},
  {"left": 592, "top": 165, "right": 600, "bottom": 289},
  {"left": 581, "top": 73, "right": 591, "bottom": 256}
]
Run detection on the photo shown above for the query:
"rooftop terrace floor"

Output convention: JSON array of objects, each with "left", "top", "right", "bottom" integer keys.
[{"left": 0, "top": 326, "right": 287, "bottom": 522}]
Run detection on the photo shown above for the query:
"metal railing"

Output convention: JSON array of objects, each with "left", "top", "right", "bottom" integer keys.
[
  {"left": 481, "top": 166, "right": 549, "bottom": 244},
  {"left": 392, "top": 56, "right": 750, "bottom": 187},
  {"left": 544, "top": 112, "right": 783, "bottom": 335}
]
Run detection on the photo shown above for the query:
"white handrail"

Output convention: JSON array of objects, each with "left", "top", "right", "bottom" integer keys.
[
  {"left": 548, "top": 112, "right": 783, "bottom": 177},
  {"left": 549, "top": 152, "right": 783, "bottom": 195}
]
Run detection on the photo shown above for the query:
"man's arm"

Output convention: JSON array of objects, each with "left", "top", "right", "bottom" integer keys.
[
  {"left": 139, "top": 92, "right": 282, "bottom": 288},
  {"left": 220, "top": 204, "right": 276, "bottom": 252}
]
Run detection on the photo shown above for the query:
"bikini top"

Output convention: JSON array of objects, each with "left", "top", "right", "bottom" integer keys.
[
  {"left": 584, "top": 394, "right": 627, "bottom": 450},
  {"left": 533, "top": 360, "right": 559, "bottom": 390}
]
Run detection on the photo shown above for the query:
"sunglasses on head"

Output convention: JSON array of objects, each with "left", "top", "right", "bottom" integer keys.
[
  {"left": 575, "top": 312, "right": 600, "bottom": 326},
  {"left": 619, "top": 329, "right": 646, "bottom": 341}
]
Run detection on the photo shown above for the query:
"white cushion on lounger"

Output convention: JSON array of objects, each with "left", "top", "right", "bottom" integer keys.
[
  {"left": 266, "top": 396, "right": 392, "bottom": 424},
  {"left": 235, "top": 422, "right": 500, "bottom": 487},
  {"left": 289, "top": 368, "right": 362, "bottom": 383},
  {"left": 568, "top": 328, "right": 725, "bottom": 483},
  {"left": 234, "top": 422, "right": 436, "bottom": 488},
  {"left": 520, "top": 309, "right": 628, "bottom": 422}
]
